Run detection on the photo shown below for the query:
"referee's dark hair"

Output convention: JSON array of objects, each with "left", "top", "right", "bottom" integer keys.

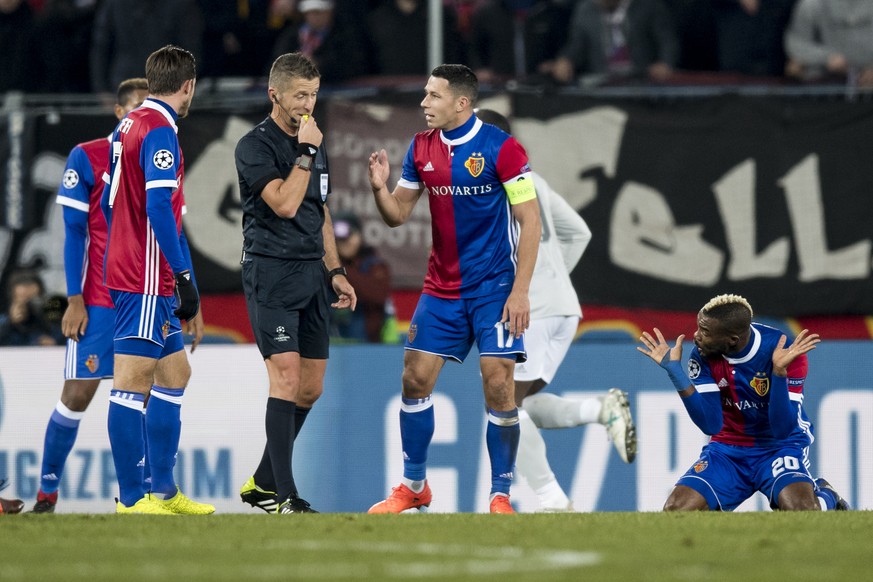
[
  {"left": 431, "top": 64, "right": 478, "bottom": 104},
  {"left": 270, "top": 52, "right": 321, "bottom": 90},
  {"left": 474, "top": 108, "right": 512, "bottom": 134},
  {"left": 146, "top": 45, "right": 196, "bottom": 96}
]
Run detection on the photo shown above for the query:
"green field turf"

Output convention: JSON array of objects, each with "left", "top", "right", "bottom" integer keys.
[{"left": 1, "top": 511, "right": 870, "bottom": 581}]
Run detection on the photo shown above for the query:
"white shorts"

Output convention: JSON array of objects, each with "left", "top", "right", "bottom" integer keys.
[{"left": 513, "top": 315, "right": 580, "bottom": 383}]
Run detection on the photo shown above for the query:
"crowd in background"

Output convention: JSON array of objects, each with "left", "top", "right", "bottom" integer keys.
[{"left": 2, "top": 0, "right": 873, "bottom": 95}]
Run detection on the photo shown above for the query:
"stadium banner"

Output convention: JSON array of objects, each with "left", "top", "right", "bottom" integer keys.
[
  {"left": 1, "top": 343, "right": 869, "bottom": 513},
  {"left": 2, "top": 94, "right": 873, "bottom": 314},
  {"left": 511, "top": 92, "right": 873, "bottom": 316}
]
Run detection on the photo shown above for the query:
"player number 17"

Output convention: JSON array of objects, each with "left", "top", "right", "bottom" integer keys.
[{"left": 493, "top": 322, "right": 515, "bottom": 349}]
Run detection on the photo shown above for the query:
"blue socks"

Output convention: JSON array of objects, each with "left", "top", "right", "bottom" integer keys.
[
  {"left": 486, "top": 408, "right": 520, "bottom": 496},
  {"left": 146, "top": 386, "right": 184, "bottom": 498},
  {"left": 399, "top": 396, "right": 434, "bottom": 482},
  {"left": 39, "top": 402, "right": 85, "bottom": 494},
  {"left": 107, "top": 390, "right": 146, "bottom": 507}
]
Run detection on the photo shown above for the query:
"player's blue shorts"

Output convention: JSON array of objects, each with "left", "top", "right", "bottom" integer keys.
[
  {"left": 64, "top": 305, "right": 115, "bottom": 380},
  {"left": 677, "top": 440, "right": 815, "bottom": 511},
  {"left": 404, "top": 292, "right": 526, "bottom": 363},
  {"left": 109, "top": 290, "right": 184, "bottom": 360}
]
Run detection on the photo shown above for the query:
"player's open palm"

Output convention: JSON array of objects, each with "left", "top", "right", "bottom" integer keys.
[
  {"left": 638, "top": 328, "right": 685, "bottom": 366},
  {"left": 772, "top": 329, "right": 819, "bottom": 374},
  {"left": 368, "top": 149, "right": 390, "bottom": 191}
]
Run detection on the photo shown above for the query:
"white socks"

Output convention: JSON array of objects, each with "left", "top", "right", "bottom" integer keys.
[
  {"left": 522, "top": 392, "right": 602, "bottom": 428},
  {"left": 516, "top": 410, "right": 571, "bottom": 511}
]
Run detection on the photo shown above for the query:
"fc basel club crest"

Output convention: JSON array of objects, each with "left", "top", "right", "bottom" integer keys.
[
  {"left": 464, "top": 154, "right": 484, "bottom": 178},
  {"left": 693, "top": 459, "right": 708, "bottom": 473},
  {"left": 162, "top": 320, "right": 171, "bottom": 339},
  {"left": 85, "top": 355, "right": 99, "bottom": 373},
  {"left": 408, "top": 324, "right": 417, "bottom": 343},
  {"left": 750, "top": 372, "right": 770, "bottom": 396}
]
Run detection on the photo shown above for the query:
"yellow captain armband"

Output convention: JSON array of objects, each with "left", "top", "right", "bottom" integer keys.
[{"left": 504, "top": 174, "right": 537, "bottom": 205}]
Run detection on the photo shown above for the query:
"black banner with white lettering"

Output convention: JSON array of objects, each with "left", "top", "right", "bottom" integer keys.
[
  {"left": 513, "top": 93, "right": 873, "bottom": 315},
  {"left": 2, "top": 93, "right": 873, "bottom": 315}
]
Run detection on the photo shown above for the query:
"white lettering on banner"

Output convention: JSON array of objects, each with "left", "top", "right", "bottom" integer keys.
[
  {"left": 3, "top": 346, "right": 871, "bottom": 512},
  {"left": 815, "top": 390, "right": 873, "bottom": 510},
  {"left": 780, "top": 155, "right": 871, "bottom": 280},
  {"left": 636, "top": 393, "right": 709, "bottom": 511},
  {"left": 516, "top": 107, "right": 628, "bottom": 211},
  {"left": 182, "top": 117, "right": 252, "bottom": 271},
  {"left": 520, "top": 110, "right": 872, "bottom": 286},
  {"left": 713, "top": 159, "right": 790, "bottom": 279},
  {"left": 384, "top": 394, "right": 460, "bottom": 513},
  {"left": 610, "top": 182, "right": 724, "bottom": 285}
]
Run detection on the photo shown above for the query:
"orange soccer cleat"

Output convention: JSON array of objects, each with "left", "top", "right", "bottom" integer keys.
[
  {"left": 368, "top": 482, "right": 432, "bottom": 514},
  {"left": 489, "top": 494, "right": 515, "bottom": 514}
]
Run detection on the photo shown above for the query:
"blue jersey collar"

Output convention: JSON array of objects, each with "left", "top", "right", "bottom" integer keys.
[
  {"left": 725, "top": 325, "right": 761, "bottom": 365},
  {"left": 440, "top": 115, "right": 481, "bottom": 146}
]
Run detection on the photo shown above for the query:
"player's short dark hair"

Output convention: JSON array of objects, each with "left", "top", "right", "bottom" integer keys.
[
  {"left": 701, "top": 294, "right": 752, "bottom": 336},
  {"left": 431, "top": 64, "right": 479, "bottom": 104},
  {"left": 146, "top": 45, "right": 196, "bottom": 96},
  {"left": 475, "top": 109, "right": 512, "bottom": 134},
  {"left": 116, "top": 78, "right": 148, "bottom": 108},
  {"left": 269, "top": 52, "right": 321, "bottom": 91}
]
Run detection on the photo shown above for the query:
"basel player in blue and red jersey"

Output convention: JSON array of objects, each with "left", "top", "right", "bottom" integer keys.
[
  {"left": 31, "top": 79, "right": 150, "bottom": 514},
  {"left": 367, "top": 64, "right": 541, "bottom": 514},
  {"left": 638, "top": 294, "right": 849, "bottom": 511},
  {"left": 101, "top": 45, "right": 212, "bottom": 515}
]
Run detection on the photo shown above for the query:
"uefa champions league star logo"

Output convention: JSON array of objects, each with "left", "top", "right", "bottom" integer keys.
[{"left": 153, "top": 149, "right": 175, "bottom": 170}]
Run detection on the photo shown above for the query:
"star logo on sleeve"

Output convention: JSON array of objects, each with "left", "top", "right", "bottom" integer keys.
[{"left": 153, "top": 150, "right": 175, "bottom": 170}]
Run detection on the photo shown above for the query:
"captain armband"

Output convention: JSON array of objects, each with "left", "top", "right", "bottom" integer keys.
[{"left": 504, "top": 174, "right": 537, "bottom": 205}]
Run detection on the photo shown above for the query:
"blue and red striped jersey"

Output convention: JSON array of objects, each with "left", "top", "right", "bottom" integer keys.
[
  {"left": 399, "top": 115, "right": 533, "bottom": 299},
  {"left": 56, "top": 137, "right": 114, "bottom": 308},
  {"left": 688, "top": 323, "right": 813, "bottom": 448}
]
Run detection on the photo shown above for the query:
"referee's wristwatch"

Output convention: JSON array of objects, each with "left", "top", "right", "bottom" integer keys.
[
  {"left": 327, "top": 267, "right": 347, "bottom": 281},
  {"left": 295, "top": 142, "right": 318, "bottom": 171},
  {"left": 295, "top": 154, "right": 314, "bottom": 171}
]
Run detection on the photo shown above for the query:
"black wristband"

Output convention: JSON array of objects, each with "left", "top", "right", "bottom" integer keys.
[
  {"left": 327, "top": 267, "right": 347, "bottom": 280},
  {"left": 298, "top": 142, "right": 318, "bottom": 157}
]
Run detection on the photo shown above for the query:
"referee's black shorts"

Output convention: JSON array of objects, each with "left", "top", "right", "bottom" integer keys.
[{"left": 241, "top": 253, "right": 331, "bottom": 359}]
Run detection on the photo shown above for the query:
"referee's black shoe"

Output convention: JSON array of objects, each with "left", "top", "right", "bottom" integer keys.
[
  {"left": 239, "top": 476, "right": 279, "bottom": 513},
  {"left": 277, "top": 494, "right": 318, "bottom": 514},
  {"left": 815, "top": 478, "right": 850, "bottom": 510}
]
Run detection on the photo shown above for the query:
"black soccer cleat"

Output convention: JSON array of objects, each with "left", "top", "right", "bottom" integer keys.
[
  {"left": 815, "top": 478, "right": 850, "bottom": 510},
  {"left": 239, "top": 476, "right": 279, "bottom": 514},
  {"left": 277, "top": 494, "right": 318, "bottom": 514},
  {"left": 31, "top": 490, "right": 58, "bottom": 514}
]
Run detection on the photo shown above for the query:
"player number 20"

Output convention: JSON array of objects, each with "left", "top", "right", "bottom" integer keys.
[
  {"left": 493, "top": 322, "right": 515, "bottom": 349},
  {"left": 771, "top": 456, "right": 800, "bottom": 477}
]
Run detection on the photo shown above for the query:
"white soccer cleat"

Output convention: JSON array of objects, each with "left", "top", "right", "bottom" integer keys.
[{"left": 599, "top": 388, "right": 637, "bottom": 463}]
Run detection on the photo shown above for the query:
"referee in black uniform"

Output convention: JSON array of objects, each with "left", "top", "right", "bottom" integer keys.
[{"left": 234, "top": 52, "right": 356, "bottom": 514}]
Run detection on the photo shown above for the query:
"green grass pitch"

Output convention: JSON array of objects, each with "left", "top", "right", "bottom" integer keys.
[{"left": 1, "top": 511, "right": 869, "bottom": 581}]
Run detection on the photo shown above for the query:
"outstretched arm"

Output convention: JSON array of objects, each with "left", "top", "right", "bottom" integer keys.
[
  {"left": 769, "top": 329, "right": 819, "bottom": 438},
  {"left": 638, "top": 328, "right": 723, "bottom": 435}
]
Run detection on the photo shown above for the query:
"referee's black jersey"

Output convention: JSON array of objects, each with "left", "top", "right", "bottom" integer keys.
[{"left": 235, "top": 116, "right": 331, "bottom": 260}]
